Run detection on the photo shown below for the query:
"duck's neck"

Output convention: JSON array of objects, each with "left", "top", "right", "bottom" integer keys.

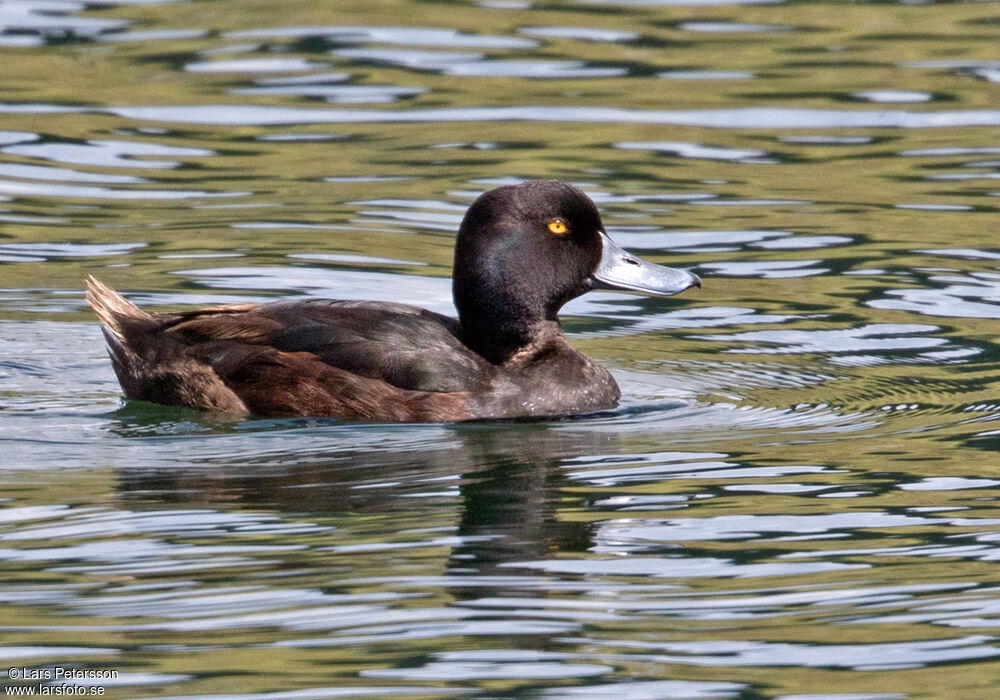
[{"left": 457, "top": 294, "right": 562, "bottom": 365}]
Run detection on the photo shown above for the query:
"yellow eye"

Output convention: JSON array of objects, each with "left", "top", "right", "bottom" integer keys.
[{"left": 547, "top": 219, "right": 569, "bottom": 235}]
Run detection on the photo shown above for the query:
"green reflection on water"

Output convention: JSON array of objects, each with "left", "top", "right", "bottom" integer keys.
[{"left": 1, "top": 0, "right": 999, "bottom": 698}]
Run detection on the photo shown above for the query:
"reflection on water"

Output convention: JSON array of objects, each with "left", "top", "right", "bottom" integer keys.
[{"left": 1, "top": 0, "right": 999, "bottom": 698}]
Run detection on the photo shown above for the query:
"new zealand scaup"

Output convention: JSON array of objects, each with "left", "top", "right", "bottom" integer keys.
[{"left": 86, "top": 180, "right": 700, "bottom": 422}]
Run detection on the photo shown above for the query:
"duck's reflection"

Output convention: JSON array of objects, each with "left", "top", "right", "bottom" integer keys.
[
  {"left": 112, "top": 412, "right": 616, "bottom": 590},
  {"left": 448, "top": 426, "right": 600, "bottom": 580}
]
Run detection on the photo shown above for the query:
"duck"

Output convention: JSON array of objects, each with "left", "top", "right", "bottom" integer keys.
[{"left": 86, "top": 180, "right": 701, "bottom": 422}]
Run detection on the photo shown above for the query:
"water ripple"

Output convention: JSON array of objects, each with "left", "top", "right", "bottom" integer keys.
[
  {"left": 0, "top": 0, "right": 128, "bottom": 41},
  {"left": 3, "top": 139, "right": 213, "bottom": 168},
  {"left": 362, "top": 650, "right": 612, "bottom": 680},
  {"left": 558, "top": 636, "right": 1000, "bottom": 670},
  {"left": 0, "top": 179, "right": 245, "bottom": 200},
  {"left": 869, "top": 272, "right": 1000, "bottom": 319},
  {"left": 185, "top": 58, "right": 330, "bottom": 73},
  {"left": 615, "top": 141, "right": 774, "bottom": 163},
  {"left": 107, "top": 105, "right": 1000, "bottom": 128},
  {"left": 228, "top": 25, "right": 537, "bottom": 50}
]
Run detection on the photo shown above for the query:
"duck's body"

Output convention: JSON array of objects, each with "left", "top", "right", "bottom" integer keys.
[
  {"left": 86, "top": 285, "right": 619, "bottom": 421},
  {"left": 88, "top": 180, "right": 699, "bottom": 422}
]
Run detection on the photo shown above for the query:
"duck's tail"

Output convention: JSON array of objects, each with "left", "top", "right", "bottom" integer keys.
[
  {"left": 85, "top": 277, "right": 249, "bottom": 414},
  {"left": 85, "top": 275, "right": 155, "bottom": 340},
  {"left": 85, "top": 276, "right": 164, "bottom": 399}
]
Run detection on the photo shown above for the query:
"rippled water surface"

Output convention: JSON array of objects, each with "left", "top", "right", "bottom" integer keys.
[{"left": 1, "top": 0, "right": 999, "bottom": 698}]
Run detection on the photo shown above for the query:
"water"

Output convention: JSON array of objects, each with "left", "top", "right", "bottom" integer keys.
[{"left": 1, "top": 0, "right": 999, "bottom": 697}]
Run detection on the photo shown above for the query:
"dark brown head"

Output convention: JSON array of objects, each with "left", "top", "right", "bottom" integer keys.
[{"left": 452, "top": 180, "right": 700, "bottom": 364}]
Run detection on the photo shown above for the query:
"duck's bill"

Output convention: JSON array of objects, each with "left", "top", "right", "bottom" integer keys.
[{"left": 589, "top": 232, "right": 701, "bottom": 296}]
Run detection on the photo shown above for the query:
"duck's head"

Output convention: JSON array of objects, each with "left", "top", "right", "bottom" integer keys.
[{"left": 453, "top": 180, "right": 701, "bottom": 363}]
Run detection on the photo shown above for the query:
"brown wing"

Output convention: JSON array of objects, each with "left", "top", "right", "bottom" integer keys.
[
  {"left": 181, "top": 341, "right": 473, "bottom": 421},
  {"left": 165, "top": 299, "right": 494, "bottom": 394}
]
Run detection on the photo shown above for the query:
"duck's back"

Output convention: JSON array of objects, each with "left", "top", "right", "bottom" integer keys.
[{"left": 172, "top": 299, "right": 492, "bottom": 393}]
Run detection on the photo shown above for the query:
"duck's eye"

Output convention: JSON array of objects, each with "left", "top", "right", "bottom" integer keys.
[{"left": 547, "top": 219, "right": 569, "bottom": 235}]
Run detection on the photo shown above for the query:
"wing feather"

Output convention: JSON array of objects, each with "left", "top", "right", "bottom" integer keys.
[{"left": 165, "top": 299, "right": 492, "bottom": 393}]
